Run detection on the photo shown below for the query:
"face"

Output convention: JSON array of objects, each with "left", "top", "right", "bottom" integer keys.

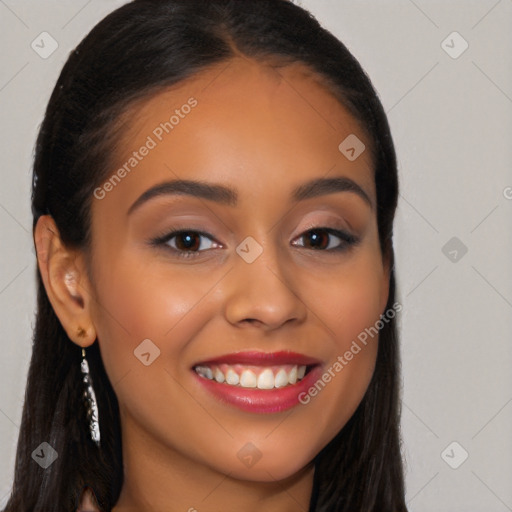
[{"left": 84, "top": 58, "right": 390, "bottom": 481}]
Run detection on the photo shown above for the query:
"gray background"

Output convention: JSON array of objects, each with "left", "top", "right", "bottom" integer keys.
[{"left": 1, "top": 0, "right": 511, "bottom": 510}]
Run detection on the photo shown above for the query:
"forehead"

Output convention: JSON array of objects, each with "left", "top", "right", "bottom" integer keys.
[
  {"left": 119, "top": 57, "right": 371, "bottom": 151},
  {"left": 95, "top": 57, "right": 375, "bottom": 217}
]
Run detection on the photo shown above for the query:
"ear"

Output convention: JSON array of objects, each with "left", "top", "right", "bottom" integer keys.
[{"left": 33, "top": 215, "right": 97, "bottom": 348}]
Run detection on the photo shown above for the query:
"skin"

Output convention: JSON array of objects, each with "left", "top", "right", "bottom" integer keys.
[{"left": 35, "top": 57, "right": 390, "bottom": 512}]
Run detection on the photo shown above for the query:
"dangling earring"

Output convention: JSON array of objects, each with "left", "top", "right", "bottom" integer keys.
[{"left": 80, "top": 340, "right": 101, "bottom": 447}]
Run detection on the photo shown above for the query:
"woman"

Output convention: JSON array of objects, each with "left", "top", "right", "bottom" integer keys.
[{"left": 3, "top": 0, "right": 407, "bottom": 510}]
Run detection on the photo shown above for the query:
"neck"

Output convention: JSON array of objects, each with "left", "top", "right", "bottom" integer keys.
[{"left": 112, "top": 409, "right": 316, "bottom": 512}]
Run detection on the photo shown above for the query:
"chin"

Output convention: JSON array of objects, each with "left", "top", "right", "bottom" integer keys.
[{"left": 208, "top": 445, "right": 317, "bottom": 483}]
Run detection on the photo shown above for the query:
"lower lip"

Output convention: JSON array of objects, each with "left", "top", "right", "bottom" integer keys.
[{"left": 192, "top": 365, "right": 324, "bottom": 413}]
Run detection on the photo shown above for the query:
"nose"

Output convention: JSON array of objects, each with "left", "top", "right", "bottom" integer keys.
[{"left": 222, "top": 239, "right": 307, "bottom": 331}]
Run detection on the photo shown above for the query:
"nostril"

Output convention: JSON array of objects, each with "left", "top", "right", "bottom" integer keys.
[{"left": 243, "top": 318, "right": 259, "bottom": 325}]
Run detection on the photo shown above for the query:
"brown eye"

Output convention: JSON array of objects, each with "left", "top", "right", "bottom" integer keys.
[
  {"left": 150, "top": 229, "right": 220, "bottom": 259},
  {"left": 293, "top": 227, "right": 359, "bottom": 252},
  {"left": 173, "top": 232, "right": 202, "bottom": 251},
  {"left": 302, "top": 229, "right": 330, "bottom": 250}
]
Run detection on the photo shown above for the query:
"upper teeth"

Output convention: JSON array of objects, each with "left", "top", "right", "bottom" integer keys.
[{"left": 194, "top": 364, "right": 307, "bottom": 389}]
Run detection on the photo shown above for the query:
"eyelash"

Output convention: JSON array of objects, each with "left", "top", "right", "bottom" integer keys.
[{"left": 149, "top": 225, "right": 359, "bottom": 259}]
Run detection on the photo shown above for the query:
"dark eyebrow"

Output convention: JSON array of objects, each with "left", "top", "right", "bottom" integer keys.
[
  {"left": 292, "top": 177, "right": 372, "bottom": 208},
  {"left": 127, "top": 180, "right": 237, "bottom": 216},
  {"left": 127, "top": 176, "right": 372, "bottom": 216}
]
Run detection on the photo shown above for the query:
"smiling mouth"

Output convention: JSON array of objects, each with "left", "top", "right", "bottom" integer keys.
[
  {"left": 191, "top": 351, "right": 323, "bottom": 413},
  {"left": 192, "top": 350, "right": 320, "bottom": 391},
  {"left": 194, "top": 363, "right": 313, "bottom": 390}
]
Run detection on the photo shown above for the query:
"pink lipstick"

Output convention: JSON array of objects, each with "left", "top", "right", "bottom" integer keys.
[{"left": 191, "top": 351, "right": 323, "bottom": 413}]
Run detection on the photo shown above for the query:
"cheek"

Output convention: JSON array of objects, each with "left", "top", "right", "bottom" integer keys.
[
  {"left": 305, "top": 248, "right": 386, "bottom": 345},
  {"left": 296, "top": 251, "right": 385, "bottom": 431},
  {"left": 333, "top": 275, "right": 384, "bottom": 344},
  {"left": 89, "top": 253, "right": 217, "bottom": 385},
  {"left": 330, "top": 252, "right": 386, "bottom": 377}
]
